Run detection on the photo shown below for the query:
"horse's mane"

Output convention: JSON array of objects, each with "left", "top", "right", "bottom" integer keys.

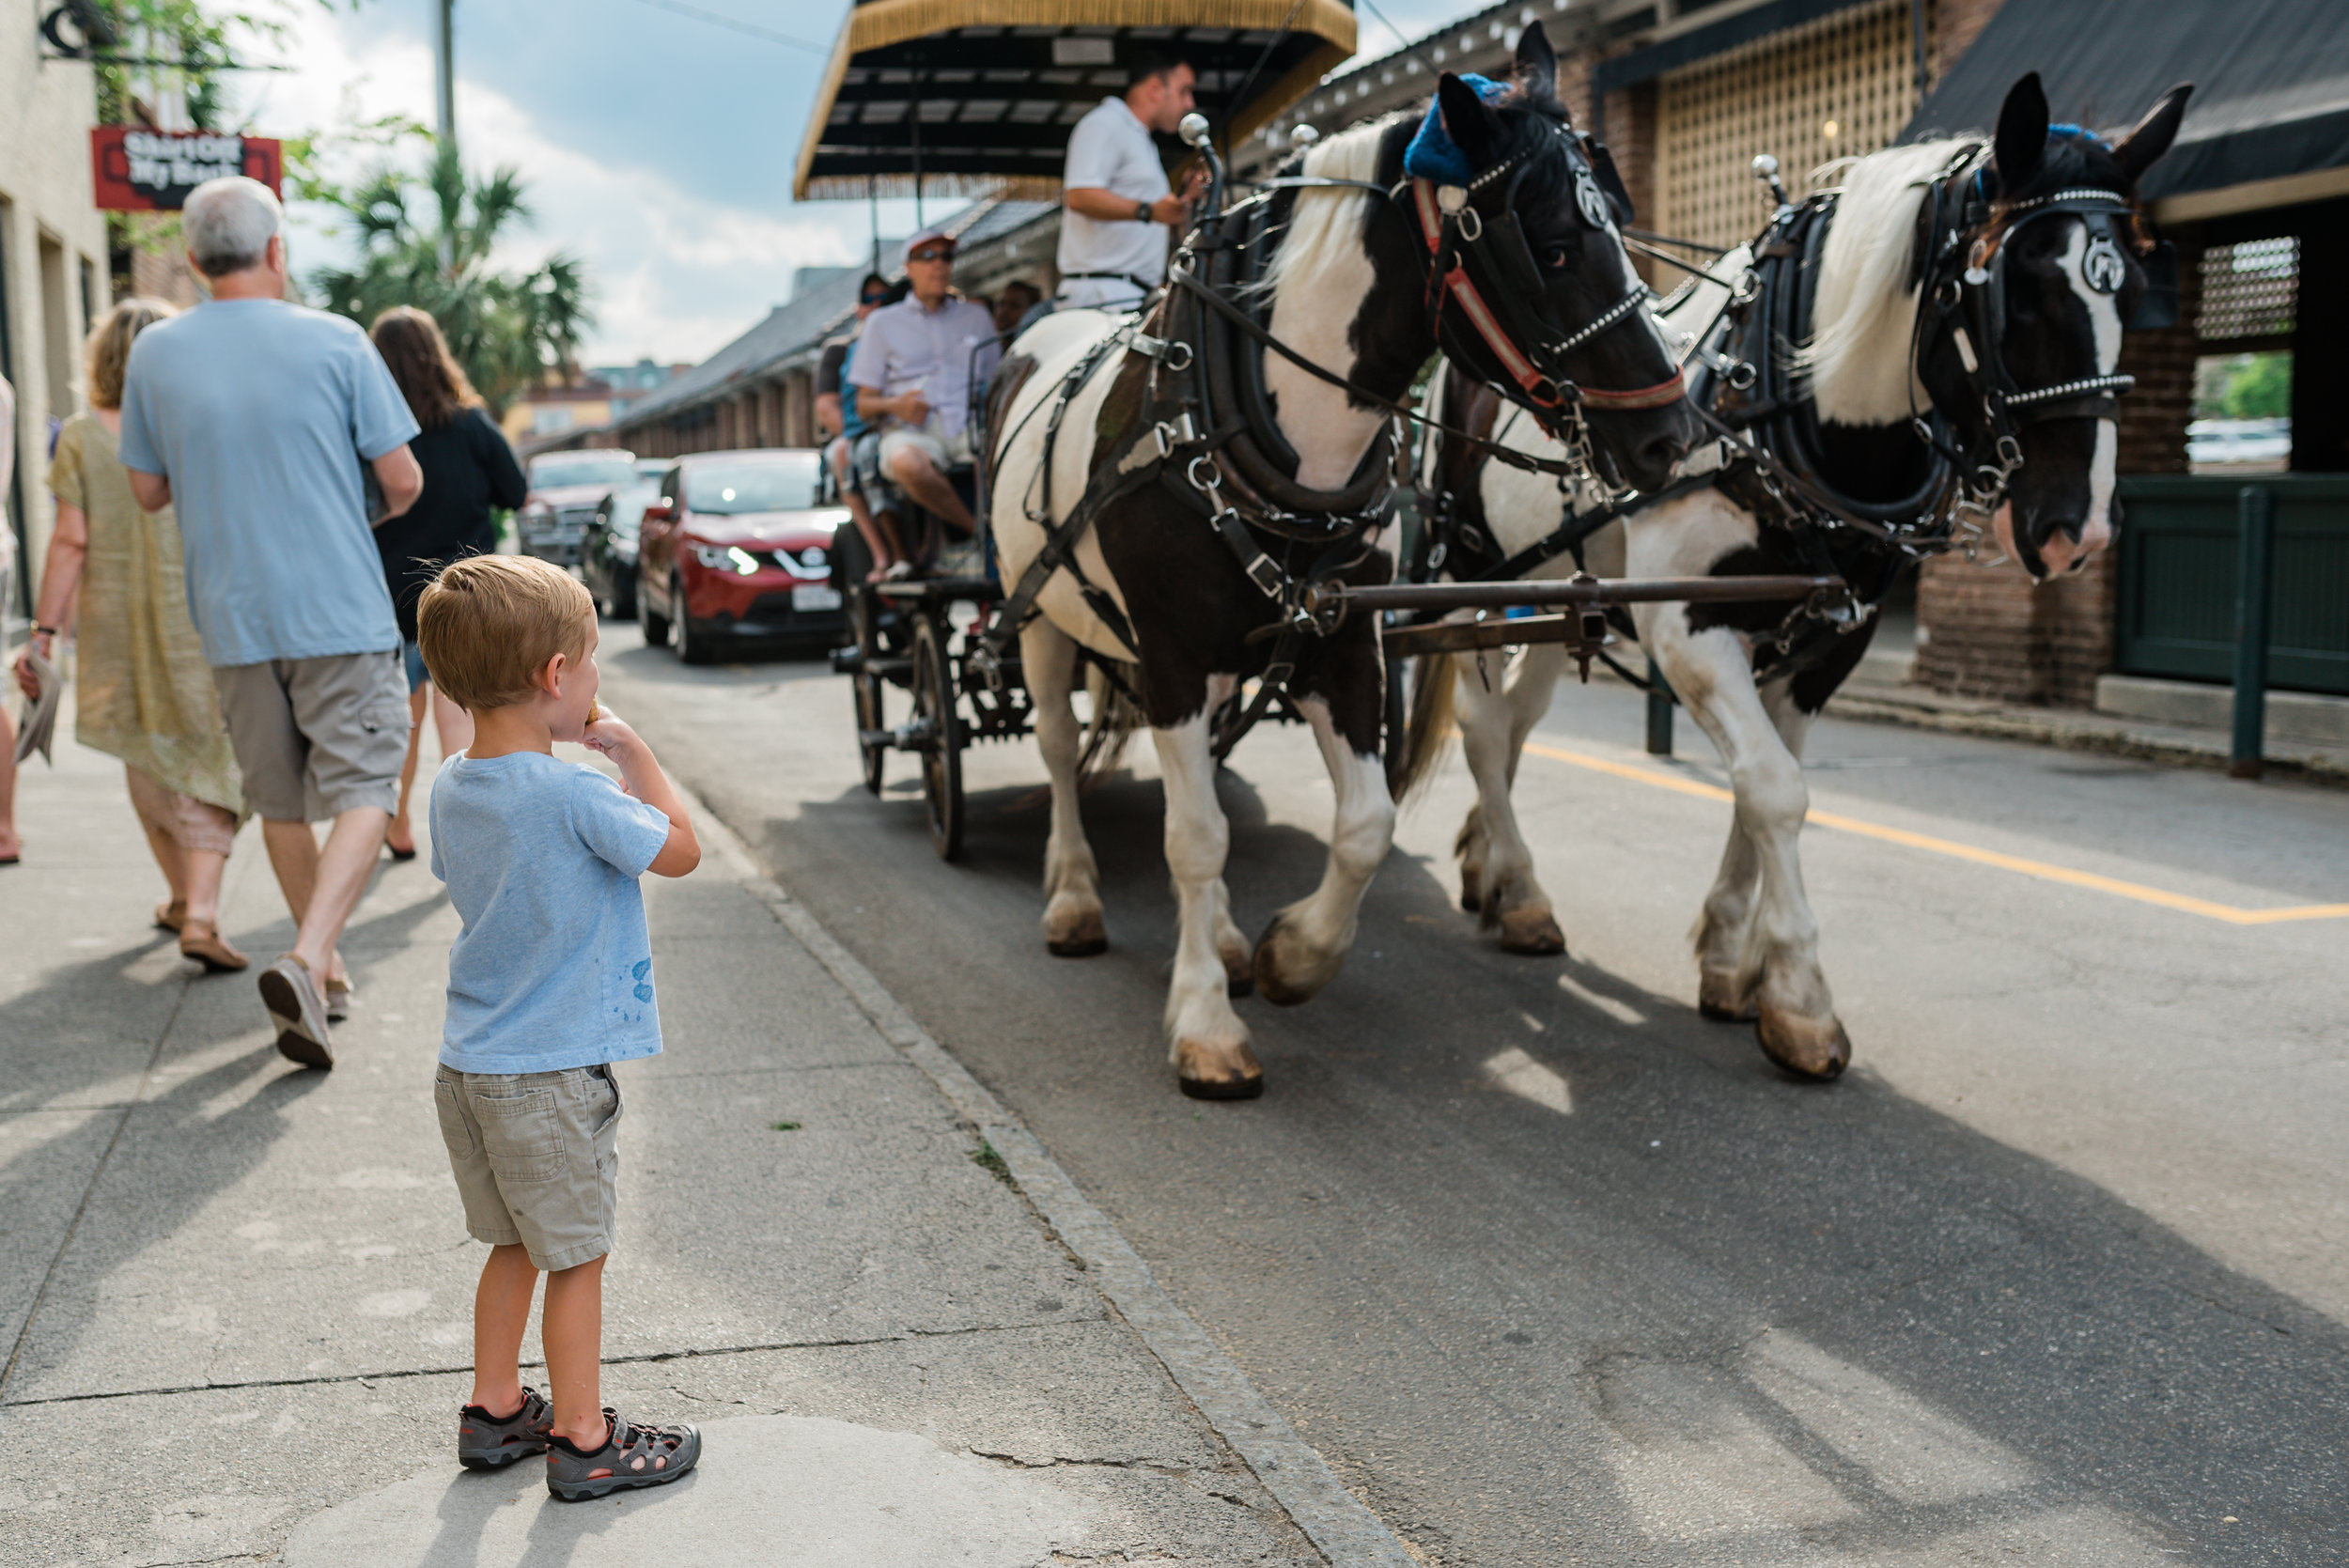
[
  {"left": 1256, "top": 111, "right": 1412, "bottom": 300},
  {"left": 1802, "top": 136, "right": 1978, "bottom": 426}
]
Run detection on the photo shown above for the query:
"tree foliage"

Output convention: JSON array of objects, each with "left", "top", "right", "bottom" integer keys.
[
  {"left": 2219, "top": 353, "right": 2292, "bottom": 421},
  {"left": 308, "top": 140, "right": 594, "bottom": 417}
]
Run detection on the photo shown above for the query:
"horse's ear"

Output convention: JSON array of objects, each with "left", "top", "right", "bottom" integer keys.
[
  {"left": 2114, "top": 83, "right": 2192, "bottom": 185},
  {"left": 1993, "top": 71, "right": 2049, "bottom": 185},
  {"left": 1513, "top": 20, "right": 1559, "bottom": 111},
  {"left": 1438, "top": 72, "right": 1507, "bottom": 167}
]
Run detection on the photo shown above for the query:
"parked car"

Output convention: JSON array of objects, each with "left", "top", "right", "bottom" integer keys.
[
  {"left": 519, "top": 449, "right": 641, "bottom": 565},
  {"left": 582, "top": 476, "right": 659, "bottom": 620},
  {"left": 636, "top": 449, "right": 848, "bottom": 664},
  {"left": 2186, "top": 417, "right": 2292, "bottom": 468}
]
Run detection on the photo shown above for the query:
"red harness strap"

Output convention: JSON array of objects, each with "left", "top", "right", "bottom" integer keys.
[{"left": 1410, "top": 177, "right": 1686, "bottom": 414}]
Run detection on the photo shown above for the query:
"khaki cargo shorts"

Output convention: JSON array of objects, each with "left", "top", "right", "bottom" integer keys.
[
  {"left": 212, "top": 649, "right": 409, "bottom": 822},
  {"left": 877, "top": 420, "right": 975, "bottom": 474},
  {"left": 435, "top": 1064, "right": 622, "bottom": 1272}
]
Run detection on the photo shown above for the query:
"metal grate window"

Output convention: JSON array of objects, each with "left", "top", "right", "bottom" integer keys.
[
  {"left": 1656, "top": 0, "right": 1927, "bottom": 254},
  {"left": 2198, "top": 239, "right": 2296, "bottom": 344}
]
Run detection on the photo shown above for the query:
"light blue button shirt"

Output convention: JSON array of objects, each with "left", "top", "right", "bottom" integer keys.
[
  {"left": 846, "top": 294, "right": 1001, "bottom": 439},
  {"left": 429, "top": 752, "right": 674, "bottom": 1074},
  {"left": 118, "top": 299, "right": 420, "bottom": 668}
]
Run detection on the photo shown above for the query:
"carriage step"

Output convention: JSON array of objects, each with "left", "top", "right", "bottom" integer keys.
[
  {"left": 862, "top": 718, "right": 939, "bottom": 753},
  {"left": 829, "top": 645, "right": 861, "bottom": 675},
  {"left": 833, "top": 647, "right": 913, "bottom": 678}
]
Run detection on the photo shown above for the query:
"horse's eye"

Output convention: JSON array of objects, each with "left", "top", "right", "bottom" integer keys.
[{"left": 1545, "top": 246, "right": 1573, "bottom": 270}]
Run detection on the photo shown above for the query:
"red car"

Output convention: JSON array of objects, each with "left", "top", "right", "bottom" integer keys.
[{"left": 637, "top": 449, "right": 849, "bottom": 663}]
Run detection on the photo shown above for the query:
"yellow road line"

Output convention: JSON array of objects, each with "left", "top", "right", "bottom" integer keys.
[{"left": 1520, "top": 741, "right": 2349, "bottom": 926}]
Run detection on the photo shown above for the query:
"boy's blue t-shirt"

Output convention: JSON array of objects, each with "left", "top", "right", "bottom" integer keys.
[{"left": 428, "top": 751, "right": 673, "bottom": 1073}]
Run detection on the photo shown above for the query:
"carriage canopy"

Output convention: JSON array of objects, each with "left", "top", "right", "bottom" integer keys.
[{"left": 793, "top": 0, "right": 1359, "bottom": 202}]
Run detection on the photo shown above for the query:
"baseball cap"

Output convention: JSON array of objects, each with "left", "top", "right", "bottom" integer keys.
[{"left": 902, "top": 226, "right": 956, "bottom": 261}]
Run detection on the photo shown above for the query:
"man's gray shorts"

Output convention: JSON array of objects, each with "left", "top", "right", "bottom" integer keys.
[
  {"left": 212, "top": 650, "right": 409, "bottom": 822},
  {"left": 436, "top": 1064, "right": 622, "bottom": 1272}
]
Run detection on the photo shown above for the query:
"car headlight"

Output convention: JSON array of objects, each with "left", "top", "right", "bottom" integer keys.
[{"left": 692, "top": 544, "right": 763, "bottom": 575}]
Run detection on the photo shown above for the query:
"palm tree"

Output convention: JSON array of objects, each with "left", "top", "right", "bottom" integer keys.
[{"left": 311, "top": 141, "right": 591, "bottom": 416}]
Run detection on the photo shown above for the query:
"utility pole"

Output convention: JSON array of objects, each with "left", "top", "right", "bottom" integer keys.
[{"left": 435, "top": 0, "right": 457, "bottom": 272}]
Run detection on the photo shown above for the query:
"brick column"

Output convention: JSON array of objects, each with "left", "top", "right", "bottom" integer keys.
[{"left": 783, "top": 371, "right": 813, "bottom": 447}]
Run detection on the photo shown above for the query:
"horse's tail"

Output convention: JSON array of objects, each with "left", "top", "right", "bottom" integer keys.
[
  {"left": 1393, "top": 652, "right": 1457, "bottom": 802},
  {"left": 1078, "top": 658, "right": 1143, "bottom": 784}
]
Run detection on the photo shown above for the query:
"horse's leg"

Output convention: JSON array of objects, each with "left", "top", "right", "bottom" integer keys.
[
  {"left": 1021, "top": 619, "right": 1106, "bottom": 956},
  {"left": 1253, "top": 691, "right": 1398, "bottom": 1006},
  {"left": 1641, "top": 610, "right": 1847, "bottom": 1079},
  {"left": 1454, "top": 645, "right": 1569, "bottom": 954},
  {"left": 1152, "top": 679, "right": 1260, "bottom": 1097}
]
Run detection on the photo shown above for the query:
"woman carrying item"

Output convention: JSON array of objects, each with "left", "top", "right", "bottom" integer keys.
[
  {"left": 367, "top": 306, "right": 526, "bottom": 860},
  {"left": 12, "top": 302, "right": 246, "bottom": 967}
]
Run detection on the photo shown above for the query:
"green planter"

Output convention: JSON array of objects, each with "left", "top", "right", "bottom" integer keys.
[{"left": 2114, "top": 475, "right": 2349, "bottom": 697}]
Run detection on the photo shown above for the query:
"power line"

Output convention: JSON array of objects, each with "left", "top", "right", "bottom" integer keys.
[{"left": 622, "top": 0, "right": 830, "bottom": 55}]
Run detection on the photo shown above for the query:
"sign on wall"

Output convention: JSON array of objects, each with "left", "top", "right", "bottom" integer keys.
[{"left": 90, "top": 128, "right": 284, "bottom": 211}]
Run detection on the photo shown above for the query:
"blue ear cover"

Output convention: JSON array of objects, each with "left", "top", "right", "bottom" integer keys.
[{"left": 1404, "top": 73, "right": 1513, "bottom": 185}]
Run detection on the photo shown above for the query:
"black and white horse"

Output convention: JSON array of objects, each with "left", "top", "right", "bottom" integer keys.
[
  {"left": 988, "top": 25, "right": 1697, "bottom": 1097},
  {"left": 1400, "top": 73, "right": 2190, "bottom": 1079}
]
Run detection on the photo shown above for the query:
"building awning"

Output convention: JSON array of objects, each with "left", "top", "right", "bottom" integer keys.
[{"left": 1906, "top": 0, "right": 2349, "bottom": 212}]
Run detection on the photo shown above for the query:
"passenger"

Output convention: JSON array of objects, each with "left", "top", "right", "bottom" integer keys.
[
  {"left": 816, "top": 272, "right": 903, "bottom": 582},
  {"left": 991, "top": 279, "right": 1042, "bottom": 339},
  {"left": 846, "top": 230, "right": 999, "bottom": 551},
  {"left": 1056, "top": 50, "right": 1206, "bottom": 312}
]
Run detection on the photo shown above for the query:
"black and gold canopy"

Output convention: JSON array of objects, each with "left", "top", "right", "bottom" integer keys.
[{"left": 794, "top": 0, "right": 1358, "bottom": 201}]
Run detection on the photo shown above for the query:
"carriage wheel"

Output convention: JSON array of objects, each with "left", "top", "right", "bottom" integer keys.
[
  {"left": 853, "top": 664, "right": 887, "bottom": 796},
  {"left": 911, "top": 613, "right": 965, "bottom": 861}
]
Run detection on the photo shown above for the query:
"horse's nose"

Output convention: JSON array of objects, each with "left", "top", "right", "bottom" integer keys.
[{"left": 1626, "top": 414, "right": 1693, "bottom": 492}]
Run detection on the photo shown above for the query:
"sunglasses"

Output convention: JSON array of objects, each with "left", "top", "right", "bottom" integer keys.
[
  {"left": 860, "top": 292, "right": 888, "bottom": 305},
  {"left": 907, "top": 248, "right": 955, "bottom": 263}
]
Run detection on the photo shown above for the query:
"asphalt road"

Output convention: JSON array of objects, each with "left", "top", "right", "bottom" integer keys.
[{"left": 598, "top": 615, "right": 2349, "bottom": 1568}]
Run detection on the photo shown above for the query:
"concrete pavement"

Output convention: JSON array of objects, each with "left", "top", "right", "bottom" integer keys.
[{"left": 0, "top": 713, "right": 1328, "bottom": 1565}]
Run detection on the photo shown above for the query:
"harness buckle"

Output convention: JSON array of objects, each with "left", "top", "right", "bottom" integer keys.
[
  {"left": 1455, "top": 204, "right": 1483, "bottom": 242},
  {"left": 1244, "top": 551, "right": 1285, "bottom": 598}
]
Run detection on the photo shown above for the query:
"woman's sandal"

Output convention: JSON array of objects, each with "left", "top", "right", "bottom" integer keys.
[
  {"left": 154, "top": 900, "right": 187, "bottom": 933},
  {"left": 383, "top": 830, "right": 418, "bottom": 862},
  {"left": 325, "top": 974, "right": 354, "bottom": 1022},
  {"left": 179, "top": 920, "right": 249, "bottom": 973}
]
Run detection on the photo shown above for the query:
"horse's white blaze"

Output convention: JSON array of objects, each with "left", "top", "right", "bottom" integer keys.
[
  {"left": 2052, "top": 222, "right": 2124, "bottom": 573},
  {"left": 1262, "top": 124, "right": 1395, "bottom": 490}
]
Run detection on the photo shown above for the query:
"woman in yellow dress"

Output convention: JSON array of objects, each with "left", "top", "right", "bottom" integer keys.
[{"left": 12, "top": 300, "right": 246, "bottom": 970}]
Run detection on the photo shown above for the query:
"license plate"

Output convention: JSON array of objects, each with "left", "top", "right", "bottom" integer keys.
[{"left": 791, "top": 584, "right": 843, "bottom": 612}]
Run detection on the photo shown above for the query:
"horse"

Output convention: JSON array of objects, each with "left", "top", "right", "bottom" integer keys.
[
  {"left": 985, "top": 23, "right": 1700, "bottom": 1098},
  {"left": 1397, "top": 71, "right": 2193, "bottom": 1081}
]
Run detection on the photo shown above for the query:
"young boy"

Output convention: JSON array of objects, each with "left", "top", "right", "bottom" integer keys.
[{"left": 414, "top": 554, "right": 704, "bottom": 1501}]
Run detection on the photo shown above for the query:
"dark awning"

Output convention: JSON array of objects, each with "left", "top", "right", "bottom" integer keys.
[{"left": 1906, "top": 0, "right": 2349, "bottom": 203}]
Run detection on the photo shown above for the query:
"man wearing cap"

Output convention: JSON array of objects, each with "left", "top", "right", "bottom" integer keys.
[
  {"left": 1057, "top": 50, "right": 1206, "bottom": 311},
  {"left": 847, "top": 230, "right": 999, "bottom": 539}
]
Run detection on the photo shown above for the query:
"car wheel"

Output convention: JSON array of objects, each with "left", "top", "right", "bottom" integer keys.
[
  {"left": 674, "top": 575, "right": 714, "bottom": 665},
  {"left": 640, "top": 581, "right": 671, "bottom": 646}
]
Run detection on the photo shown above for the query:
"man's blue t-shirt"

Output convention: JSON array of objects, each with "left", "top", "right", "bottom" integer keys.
[
  {"left": 117, "top": 299, "right": 421, "bottom": 668},
  {"left": 428, "top": 752, "right": 674, "bottom": 1074}
]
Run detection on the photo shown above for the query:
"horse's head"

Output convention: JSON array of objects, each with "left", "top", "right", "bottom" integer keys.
[
  {"left": 1419, "top": 24, "right": 1699, "bottom": 492},
  {"left": 1919, "top": 72, "right": 2191, "bottom": 580}
]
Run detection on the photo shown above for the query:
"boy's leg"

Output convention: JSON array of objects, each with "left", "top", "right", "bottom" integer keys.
[
  {"left": 471, "top": 1243, "right": 539, "bottom": 1417},
  {"left": 542, "top": 1254, "right": 608, "bottom": 1447}
]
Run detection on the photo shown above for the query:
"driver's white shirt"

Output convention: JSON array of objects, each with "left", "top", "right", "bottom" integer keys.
[{"left": 1057, "top": 96, "right": 1171, "bottom": 310}]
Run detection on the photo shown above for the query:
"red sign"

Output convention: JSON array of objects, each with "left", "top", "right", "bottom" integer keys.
[{"left": 90, "top": 127, "right": 284, "bottom": 212}]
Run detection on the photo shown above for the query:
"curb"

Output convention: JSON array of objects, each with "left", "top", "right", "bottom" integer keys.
[
  {"left": 1828, "top": 691, "right": 2349, "bottom": 788},
  {"left": 689, "top": 801, "right": 1419, "bottom": 1568}
]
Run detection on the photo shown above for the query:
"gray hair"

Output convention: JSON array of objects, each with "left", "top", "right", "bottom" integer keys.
[{"left": 182, "top": 177, "right": 283, "bottom": 278}]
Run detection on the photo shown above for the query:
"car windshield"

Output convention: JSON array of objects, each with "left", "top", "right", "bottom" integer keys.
[
  {"left": 686, "top": 456, "right": 823, "bottom": 514},
  {"left": 532, "top": 455, "right": 639, "bottom": 490}
]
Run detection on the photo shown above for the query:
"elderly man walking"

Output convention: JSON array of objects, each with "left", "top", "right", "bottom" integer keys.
[
  {"left": 848, "top": 229, "right": 1000, "bottom": 542},
  {"left": 117, "top": 176, "right": 424, "bottom": 1069}
]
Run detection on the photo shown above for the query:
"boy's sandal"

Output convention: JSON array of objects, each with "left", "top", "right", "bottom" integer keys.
[
  {"left": 459, "top": 1388, "right": 553, "bottom": 1470},
  {"left": 154, "top": 900, "right": 187, "bottom": 933},
  {"left": 546, "top": 1409, "right": 702, "bottom": 1501},
  {"left": 179, "top": 920, "right": 249, "bottom": 973}
]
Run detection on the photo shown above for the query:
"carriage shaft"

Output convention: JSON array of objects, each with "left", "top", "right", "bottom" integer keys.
[{"left": 1316, "top": 574, "right": 1842, "bottom": 614}]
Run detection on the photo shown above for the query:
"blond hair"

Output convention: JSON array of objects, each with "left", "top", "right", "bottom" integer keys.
[
  {"left": 86, "top": 298, "right": 176, "bottom": 410},
  {"left": 417, "top": 555, "right": 595, "bottom": 712}
]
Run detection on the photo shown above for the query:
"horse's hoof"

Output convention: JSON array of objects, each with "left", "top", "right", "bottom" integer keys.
[
  {"left": 1497, "top": 908, "right": 1566, "bottom": 955},
  {"left": 1251, "top": 916, "right": 1337, "bottom": 1008},
  {"left": 1756, "top": 1006, "right": 1850, "bottom": 1080},
  {"left": 1698, "top": 970, "right": 1758, "bottom": 1023},
  {"left": 1220, "top": 944, "right": 1255, "bottom": 999},
  {"left": 1458, "top": 875, "right": 1483, "bottom": 915},
  {"left": 1176, "top": 1037, "right": 1264, "bottom": 1099},
  {"left": 1043, "top": 903, "right": 1107, "bottom": 957}
]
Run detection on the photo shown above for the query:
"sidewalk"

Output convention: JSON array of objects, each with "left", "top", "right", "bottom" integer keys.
[{"left": 0, "top": 722, "right": 1324, "bottom": 1566}]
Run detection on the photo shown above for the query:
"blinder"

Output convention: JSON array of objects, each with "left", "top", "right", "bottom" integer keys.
[{"left": 1585, "top": 138, "right": 1635, "bottom": 226}]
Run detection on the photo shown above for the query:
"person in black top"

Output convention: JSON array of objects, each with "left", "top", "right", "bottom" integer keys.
[{"left": 367, "top": 306, "right": 527, "bottom": 859}]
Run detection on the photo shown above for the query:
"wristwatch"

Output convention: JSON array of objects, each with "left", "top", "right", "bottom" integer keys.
[{"left": 1135, "top": 200, "right": 1152, "bottom": 223}]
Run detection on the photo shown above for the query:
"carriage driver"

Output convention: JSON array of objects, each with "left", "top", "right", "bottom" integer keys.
[
  {"left": 1056, "top": 49, "right": 1207, "bottom": 311},
  {"left": 846, "top": 228, "right": 1000, "bottom": 544}
]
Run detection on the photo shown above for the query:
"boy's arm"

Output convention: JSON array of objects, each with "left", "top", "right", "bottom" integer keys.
[{"left": 583, "top": 715, "right": 701, "bottom": 877}]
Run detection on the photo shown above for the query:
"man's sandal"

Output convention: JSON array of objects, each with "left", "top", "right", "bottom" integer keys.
[
  {"left": 154, "top": 900, "right": 186, "bottom": 933},
  {"left": 179, "top": 920, "right": 248, "bottom": 973},
  {"left": 545, "top": 1409, "right": 701, "bottom": 1501},
  {"left": 459, "top": 1388, "right": 553, "bottom": 1470}
]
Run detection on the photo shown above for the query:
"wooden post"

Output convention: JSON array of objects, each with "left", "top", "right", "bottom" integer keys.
[
  {"left": 2229, "top": 484, "right": 2275, "bottom": 780},
  {"left": 1644, "top": 658, "right": 1674, "bottom": 756}
]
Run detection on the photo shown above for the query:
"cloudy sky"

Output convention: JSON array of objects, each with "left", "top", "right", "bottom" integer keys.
[{"left": 227, "top": 0, "right": 1465, "bottom": 365}]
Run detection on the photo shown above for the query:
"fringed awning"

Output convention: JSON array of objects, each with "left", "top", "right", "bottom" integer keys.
[{"left": 794, "top": 0, "right": 1357, "bottom": 202}]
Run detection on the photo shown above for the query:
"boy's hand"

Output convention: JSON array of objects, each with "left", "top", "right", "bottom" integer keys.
[{"left": 580, "top": 706, "right": 636, "bottom": 757}]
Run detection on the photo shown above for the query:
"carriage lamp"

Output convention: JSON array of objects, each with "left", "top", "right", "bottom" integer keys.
[
  {"left": 1179, "top": 112, "right": 1211, "bottom": 148},
  {"left": 1289, "top": 123, "right": 1320, "bottom": 153}
]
